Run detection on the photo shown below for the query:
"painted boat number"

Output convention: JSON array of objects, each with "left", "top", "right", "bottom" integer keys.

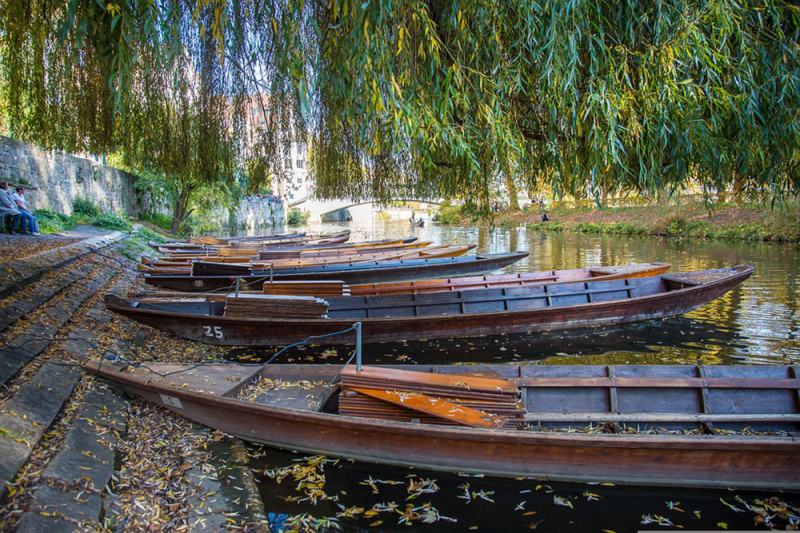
[
  {"left": 203, "top": 325, "right": 224, "bottom": 339},
  {"left": 160, "top": 394, "right": 184, "bottom": 409}
]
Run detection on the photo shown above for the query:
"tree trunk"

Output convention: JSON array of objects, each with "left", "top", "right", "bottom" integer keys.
[
  {"left": 171, "top": 185, "right": 195, "bottom": 234},
  {"left": 505, "top": 176, "right": 520, "bottom": 210},
  {"left": 733, "top": 174, "right": 744, "bottom": 204},
  {"left": 572, "top": 184, "right": 585, "bottom": 208}
]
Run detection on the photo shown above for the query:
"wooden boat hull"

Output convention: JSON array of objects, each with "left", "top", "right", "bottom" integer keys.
[
  {"left": 116, "top": 265, "right": 752, "bottom": 346},
  {"left": 142, "top": 252, "right": 529, "bottom": 291},
  {"left": 85, "top": 362, "right": 800, "bottom": 489}
]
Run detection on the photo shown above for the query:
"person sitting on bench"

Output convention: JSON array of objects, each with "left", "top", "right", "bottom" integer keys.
[
  {"left": 0, "top": 181, "right": 22, "bottom": 233},
  {"left": 11, "top": 187, "right": 40, "bottom": 235}
]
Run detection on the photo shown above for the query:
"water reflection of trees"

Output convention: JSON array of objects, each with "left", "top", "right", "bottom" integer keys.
[{"left": 295, "top": 222, "right": 800, "bottom": 364}]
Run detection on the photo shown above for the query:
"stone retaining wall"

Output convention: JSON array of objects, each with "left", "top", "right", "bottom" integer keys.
[
  {"left": 0, "top": 136, "right": 284, "bottom": 229},
  {"left": 0, "top": 136, "right": 147, "bottom": 216},
  {"left": 205, "top": 197, "right": 286, "bottom": 231}
]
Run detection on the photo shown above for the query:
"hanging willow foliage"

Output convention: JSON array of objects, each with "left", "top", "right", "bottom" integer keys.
[{"left": 1, "top": 0, "right": 799, "bottom": 208}]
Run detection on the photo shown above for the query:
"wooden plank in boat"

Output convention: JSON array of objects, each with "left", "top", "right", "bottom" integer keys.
[
  {"left": 347, "top": 387, "right": 506, "bottom": 428},
  {"left": 122, "top": 363, "right": 261, "bottom": 397},
  {"left": 341, "top": 365, "right": 519, "bottom": 395},
  {"left": 223, "top": 294, "right": 329, "bottom": 318},
  {"left": 246, "top": 384, "right": 328, "bottom": 411}
]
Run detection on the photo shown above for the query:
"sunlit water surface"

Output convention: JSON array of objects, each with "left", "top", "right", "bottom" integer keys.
[{"left": 231, "top": 219, "right": 800, "bottom": 532}]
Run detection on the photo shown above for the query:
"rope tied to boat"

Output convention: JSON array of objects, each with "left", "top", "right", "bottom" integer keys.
[{"left": 91, "top": 322, "right": 362, "bottom": 379}]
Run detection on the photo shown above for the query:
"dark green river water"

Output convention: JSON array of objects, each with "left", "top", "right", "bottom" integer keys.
[{"left": 239, "top": 220, "right": 800, "bottom": 532}]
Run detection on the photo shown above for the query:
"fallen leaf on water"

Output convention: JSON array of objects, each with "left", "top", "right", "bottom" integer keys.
[{"left": 553, "top": 496, "right": 573, "bottom": 509}]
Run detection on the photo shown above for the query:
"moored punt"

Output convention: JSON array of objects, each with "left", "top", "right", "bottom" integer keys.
[
  {"left": 197, "top": 231, "right": 306, "bottom": 245},
  {"left": 228, "top": 230, "right": 351, "bottom": 249},
  {"left": 114, "top": 265, "right": 750, "bottom": 347},
  {"left": 154, "top": 237, "right": 420, "bottom": 261},
  {"left": 148, "top": 240, "right": 430, "bottom": 265},
  {"left": 136, "top": 244, "right": 476, "bottom": 276},
  {"left": 153, "top": 230, "right": 351, "bottom": 253},
  {"left": 142, "top": 252, "right": 529, "bottom": 291},
  {"left": 84, "top": 361, "right": 800, "bottom": 489}
]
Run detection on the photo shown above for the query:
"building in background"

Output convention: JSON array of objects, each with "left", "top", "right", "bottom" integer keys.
[{"left": 241, "top": 94, "right": 310, "bottom": 202}]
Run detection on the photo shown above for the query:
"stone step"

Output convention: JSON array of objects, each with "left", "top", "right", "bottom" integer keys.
[
  {"left": 0, "top": 232, "right": 123, "bottom": 300},
  {"left": 0, "top": 361, "right": 83, "bottom": 499},
  {"left": 1, "top": 237, "right": 272, "bottom": 531},
  {"left": 0, "top": 247, "right": 126, "bottom": 499},
  {"left": 0, "top": 260, "right": 95, "bottom": 333},
  {"left": 14, "top": 387, "right": 128, "bottom": 533},
  {"left": 0, "top": 254, "right": 118, "bottom": 388}
]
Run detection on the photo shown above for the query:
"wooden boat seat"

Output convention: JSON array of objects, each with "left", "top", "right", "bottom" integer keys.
[{"left": 659, "top": 273, "right": 702, "bottom": 289}]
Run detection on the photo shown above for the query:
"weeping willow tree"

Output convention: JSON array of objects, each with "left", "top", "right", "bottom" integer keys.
[
  {"left": 1, "top": 0, "right": 799, "bottom": 216},
  {"left": 0, "top": 0, "right": 304, "bottom": 229}
]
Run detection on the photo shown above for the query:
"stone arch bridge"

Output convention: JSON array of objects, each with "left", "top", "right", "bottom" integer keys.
[{"left": 289, "top": 196, "right": 441, "bottom": 222}]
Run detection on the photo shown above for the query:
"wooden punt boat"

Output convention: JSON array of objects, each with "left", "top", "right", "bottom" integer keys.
[
  {"left": 228, "top": 230, "right": 351, "bottom": 249},
  {"left": 157, "top": 237, "right": 421, "bottom": 260},
  {"left": 84, "top": 360, "right": 800, "bottom": 489},
  {"left": 134, "top": 262, "right": 672, "bottom": 299},
  {"left": 153, "top": 231, "right": 351, "bottom": 253},
  {"left": 147, "top": 240, "right": 431, "bottom": 265},
  {"left": 142, "top": 252, "right": 529, "bottom": 291},
  {"left": 151, "top": 232, "right": 310, "bottom": 250},
  {"left": 117, "top": 265, "right": 750, "bottom": 347},
  {"left": 136, "top": 244, "right": 476, "bottom": 275},
  {"left": 202, "top": 231, "right": 306, "bottom": 244}
]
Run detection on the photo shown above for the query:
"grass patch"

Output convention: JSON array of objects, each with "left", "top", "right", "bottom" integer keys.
[
  {"left": 141, "top": 212, "right": 173, "bottom": 231},
  {"left": 34, "top": 209, "right": 75, "bottom": 233}
]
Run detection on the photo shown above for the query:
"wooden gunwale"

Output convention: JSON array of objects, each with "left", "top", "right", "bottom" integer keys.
[{"left": 84, "top": 361, "right": 800, "bottom": 489}]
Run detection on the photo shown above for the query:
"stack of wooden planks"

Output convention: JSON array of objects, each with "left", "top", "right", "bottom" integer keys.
[
  {"left": 223, "top": 294, "right": 329, "bottom": 318},
  {"left": 338, "top": 365, "right": 525, "bottom": 428},
  {"left": 262, "top": 281, "right": 350, "bottom": 297}
]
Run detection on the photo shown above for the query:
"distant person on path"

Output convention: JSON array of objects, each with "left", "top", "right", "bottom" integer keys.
[
  {"left": 11, "top": 187, "right": 40, "bottom": 235},
  {"left": 0, "top": 181, "right": 22, "bottom": 233}
]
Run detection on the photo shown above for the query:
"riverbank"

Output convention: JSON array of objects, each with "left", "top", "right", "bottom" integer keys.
[
  {"left": 439, "top": 202, "right": 800, "bottom": 243},
  {"left": 0, "top": 228, "right": 269, "bottom": 531}
]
